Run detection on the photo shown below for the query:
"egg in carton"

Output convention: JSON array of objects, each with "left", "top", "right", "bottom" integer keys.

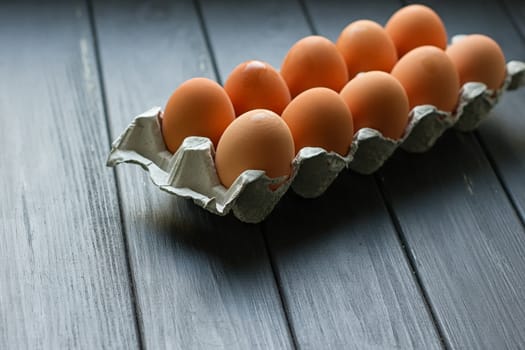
[{"left": 107, "top": 59, "right": 524, "bottom": 223}]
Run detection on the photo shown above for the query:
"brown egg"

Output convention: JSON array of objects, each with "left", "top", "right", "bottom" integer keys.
[
  {"left": 215, "top": 109, "right": 295, "bottom": 189},
  {"left": 224, "top": 60, "right": 291, "bottom": 116},
  {"left": 281, "top": 87, "right": 353, "bottom": 155},
  {"left": 385, "top": 4, "right": 447, "bottom": 58},
  {"left": 446, "top": 34, "right": 507, "bottom": 90},
  {"left": 391, "top": 46, "right": 460, "bottom": 112},
  {"left": 162, "top": 77, "right": 235, "bottom": 153},
  {"left": 340, "top": 71, "right": 409, "bottom": 140},
  {"left": 280, "top": 35, "right": 349, "bottom": 98},
  {"left": 336, "top": 20, "right": 398, "bottom": 80}
]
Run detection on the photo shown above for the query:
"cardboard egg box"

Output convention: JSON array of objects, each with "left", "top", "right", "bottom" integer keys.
[{"left": 107, "top": 59, "right": 524, "bottom": 223}]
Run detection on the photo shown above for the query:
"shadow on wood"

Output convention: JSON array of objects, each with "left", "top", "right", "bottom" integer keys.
[
  {"left": 378, "top": 126, "right": 520, "bottom": 210},
  {"left": 133, "top": 190, "right": 272, "bottom": 271},
  {"left": 264, "top": 171, "right": 394, "bottom": 252}
]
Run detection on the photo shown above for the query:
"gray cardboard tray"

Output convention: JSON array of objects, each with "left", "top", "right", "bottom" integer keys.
[{"left": 107, "top": 59, "right": 524, "bottom": 223}]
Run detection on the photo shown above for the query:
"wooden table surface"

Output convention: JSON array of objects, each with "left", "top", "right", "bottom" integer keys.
[{"left": 2, "top": 0, "right": 525, "bottom": 349}]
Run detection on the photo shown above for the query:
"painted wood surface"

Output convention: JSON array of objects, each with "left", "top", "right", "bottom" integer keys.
[
  {"left": 200, "top": 0, "right": 442, "bottom": 348},
  {"left": 0, "top": 1, "right": 139, "bottom": 348},
  {"left": 504, "top": 0, "right": 525, "bottom": 38},
  {"left": 500, "top": 0, "right": 525, "bottom": 219},
  {"left": 91, "top": 0, "right": 293, "bottom": 348},
  {"left": 2, "top": 0, "right": 525, "bottom": 349}
]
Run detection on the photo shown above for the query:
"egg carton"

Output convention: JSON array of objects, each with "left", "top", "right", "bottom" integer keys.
[{"left": 107, "top": 59, "right": 524, "bottom": 223}]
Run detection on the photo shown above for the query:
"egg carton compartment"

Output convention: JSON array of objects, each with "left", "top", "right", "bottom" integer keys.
[
  {"left": 351, "top": 60, "right": 524, "bottom": 174},
  {"left": 107, "top": 60, "right": 524, "bottom": 223}
]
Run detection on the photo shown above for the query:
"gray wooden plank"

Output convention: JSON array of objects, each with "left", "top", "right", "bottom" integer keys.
[
  {"left": 266, "top": 175, "right": 443, "bottom": 349},
  {"left": 199, "top": 0, "right": 307, "bottom": 80},
  {"left": 200, "top": 0, "right": 442, "bottom": 348},
  {"left": 380, "top": 132, "right": 525, "bottom": 349},
  {"left": 422, "top": 0, "right": 525, "bottom": 229},
  {"left": 0, "top": 1, "right": 139, "bottom": 349},
  {"left": 376, "top": 1, "right": 525, "bottom": 348},
  {"left": 91, "top": 0, "right": 293, "bottom": 348},
  {"left": 503, "top": 0, "right": 525, "bottom": 39},
  {"left": 303, "top": 0, "right": 400, "bottom": 39}
]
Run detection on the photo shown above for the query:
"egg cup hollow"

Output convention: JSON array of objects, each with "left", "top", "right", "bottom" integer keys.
[{"left": 107, "top": 58, "right": 524, "bottom": 223}]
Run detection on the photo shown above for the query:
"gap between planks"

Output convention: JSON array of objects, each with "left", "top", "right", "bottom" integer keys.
[
  {"left": 297, "top": 1, "right": 449, "bottom": 348},
  {"left": 197, "top": 0, "right": 299, "bottom": 347},
  {"left": 472, "top": 0, "right": 525, "bottom": 230},
  {"left": 86, "top": 0, "right": 146, "bottom": 348}
]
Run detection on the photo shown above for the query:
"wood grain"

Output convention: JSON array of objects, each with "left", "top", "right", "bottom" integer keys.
[
  {"left": 303, "top": 0, "right": 400, "bottom": 38},
  {"left": 4, "top": 1, "right": 524, "bottom": 349},
  {"left": 0, "top": 1, "right": 139, "bottom": 348},
  {"left": 377, "top": 1, "right": 525, "bottom": 348},
  {"left": 503, "top": 0, "right": 525, "bottom": 39},
  {"left": 92, "top": 0, "right": 293, "bottom": 348},
  {"left": 380, "top": 131, "right": 525, "bottom": 349},
  {"left": 200, "top": 0, "right": 442, "bottom": 348},
  {"left": 198, "top": 0, "right": 309, "bottom": 80},
  {"left": 423, "top": 0, "right": 525, "bottom": 224},
  {"left": 265, "top": 174, "right": 443, "bottom": 349}
]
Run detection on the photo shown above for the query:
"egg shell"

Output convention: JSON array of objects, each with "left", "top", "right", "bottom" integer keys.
[
  {"left": 336, "top": 20, "right": 398, "bottom": 80},
  {"left": 446, "top": 34, "right": 507, "bottom": 91},
  {"left": 385, "top": 4, "right": 447, "bottom": 58},
  {"left": 214, "top": 109, "right": 295, "bottom": 189},
  {"left": 282, "top": 87, "right": 353, "bottom": 156},
  {"left": 224, "top": 60, "right": 291, "bottom": 116},
  {"left": 340, "top": 71, "right": 409, "bottom": 140},
  {"left": 280, "top": 35, "right": 349, "bottom": 98},
  {"left": 162, "top": 77, "right": 235, "bottom": 153},
  {"left": 391, "top": 45, "right": 460, "bottom": 113}
]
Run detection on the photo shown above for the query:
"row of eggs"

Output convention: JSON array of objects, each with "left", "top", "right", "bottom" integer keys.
[{"left": 161, "top": 4, "right": 507, "bottom": 189}]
